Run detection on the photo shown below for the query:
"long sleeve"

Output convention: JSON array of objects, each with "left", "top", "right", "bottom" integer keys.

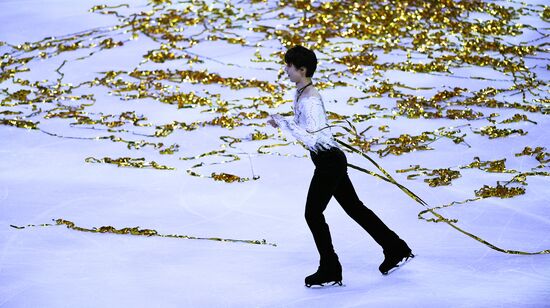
[
  {"left": 272, "top": 114, "right": 319, "bottom": 149},
  {"left": 269, "top": 96, "right": 339, "bottom": 153}
]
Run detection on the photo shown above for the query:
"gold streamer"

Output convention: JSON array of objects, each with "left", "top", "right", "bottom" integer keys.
[
  {"left": 85, "top": 156, "right": 175, "bottom": 170},
  {"left": 10, "top": 219, "right": 276, "bottom": 246},
  {"left": 327, "top": 119, "right": 550, "bottom": 255},
  {"left": 338, "top": 136, "right": 550, "bottom": 255}
]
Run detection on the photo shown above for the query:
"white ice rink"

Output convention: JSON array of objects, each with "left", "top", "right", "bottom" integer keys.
[{"left": 1, "top": 0, "right": 549, "bottom": 307}]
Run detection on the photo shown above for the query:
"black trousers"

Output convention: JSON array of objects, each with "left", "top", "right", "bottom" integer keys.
[{"left": 306, "top": 147, "right": 400, "bottom": 262}]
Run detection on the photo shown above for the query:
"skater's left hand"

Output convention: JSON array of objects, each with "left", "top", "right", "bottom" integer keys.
[{"left": 267, "top": 116, "right": 279, "bottom": 128}]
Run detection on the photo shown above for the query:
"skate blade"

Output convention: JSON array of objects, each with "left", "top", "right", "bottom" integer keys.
[
  {"left": 382, "top": 252, "right": 416, "bottom": 276},
  {"left": 305, "top": 280, "right": 344, "bottom": 288}
]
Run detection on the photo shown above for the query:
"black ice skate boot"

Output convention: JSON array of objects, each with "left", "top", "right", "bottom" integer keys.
[
  {"left": 379, "top": 238, "right": 414, "bottom": 275},
  {"left": 305, "top": 255, "right": 343, "bottom": 288}
]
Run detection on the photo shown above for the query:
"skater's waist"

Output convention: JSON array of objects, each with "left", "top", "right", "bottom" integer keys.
[
  {"left": 310, "top": 147, "right": 342, "bottom": 155},
  {"left": 309, "top": 147, "right": 346, "bottom": 163}
]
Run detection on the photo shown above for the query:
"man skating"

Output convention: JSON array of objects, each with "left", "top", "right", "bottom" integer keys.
[{"left": 267, "top": 45, "right": 414, "bottom": 287}]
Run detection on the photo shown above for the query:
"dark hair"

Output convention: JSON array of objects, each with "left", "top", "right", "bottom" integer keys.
[{"left": 284, "top": 45, "right": 317, "bottom": 77}]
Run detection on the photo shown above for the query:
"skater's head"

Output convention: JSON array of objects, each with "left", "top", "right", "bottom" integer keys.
[{"left": 284, "top": 45, "right": 317, "bottom": 82}]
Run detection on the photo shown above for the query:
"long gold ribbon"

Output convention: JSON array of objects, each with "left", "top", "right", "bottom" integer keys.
[
  {"left": 321, "top": 120, "right": 550, "bottom": 255},
  {"left": 10, "top": 219, "right": 277, "bottom": 247}
]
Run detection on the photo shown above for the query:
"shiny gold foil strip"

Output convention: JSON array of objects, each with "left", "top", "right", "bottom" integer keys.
[
  {"left": 10, "top": 219, "right": 276, "bottom": 247},
  {"left": 85, "top": 156, "right": 175, "bottom": 170}
]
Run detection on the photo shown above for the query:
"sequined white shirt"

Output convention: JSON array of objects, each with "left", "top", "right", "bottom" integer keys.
[{"left": 270, "top": 91, "right": 340, "bottom": 154}]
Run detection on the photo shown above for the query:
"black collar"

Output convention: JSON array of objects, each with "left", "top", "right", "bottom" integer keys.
[{"left": 296, "top": 82, "right": 313, "bottom": 101}]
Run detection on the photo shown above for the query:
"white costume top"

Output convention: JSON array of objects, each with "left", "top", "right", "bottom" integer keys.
[{"left": 270, "top": 91, "right": 340, "bottom": 154}]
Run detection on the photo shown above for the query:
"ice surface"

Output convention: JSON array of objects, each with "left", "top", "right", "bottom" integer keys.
[{"left": 1, "top": 1, "right": 549, "bottom": 307}]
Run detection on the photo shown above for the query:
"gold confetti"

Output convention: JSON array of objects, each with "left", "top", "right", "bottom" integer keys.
[{"left": 2, "top": 0, "right": 548, "bottom": 255}]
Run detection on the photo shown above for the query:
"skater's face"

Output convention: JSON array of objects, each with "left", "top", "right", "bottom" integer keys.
[{"left": 284, "top": 62, "right": 306, "bottom": 83}]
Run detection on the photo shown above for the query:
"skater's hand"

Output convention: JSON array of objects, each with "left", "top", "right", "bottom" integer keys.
[{"left": 267, "top": 116, "right": 279, "bottom": 128}]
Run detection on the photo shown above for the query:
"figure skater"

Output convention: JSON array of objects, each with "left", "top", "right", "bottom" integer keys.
[{"left": 267, "top": 45, "right": 414, "bottom": 288}]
